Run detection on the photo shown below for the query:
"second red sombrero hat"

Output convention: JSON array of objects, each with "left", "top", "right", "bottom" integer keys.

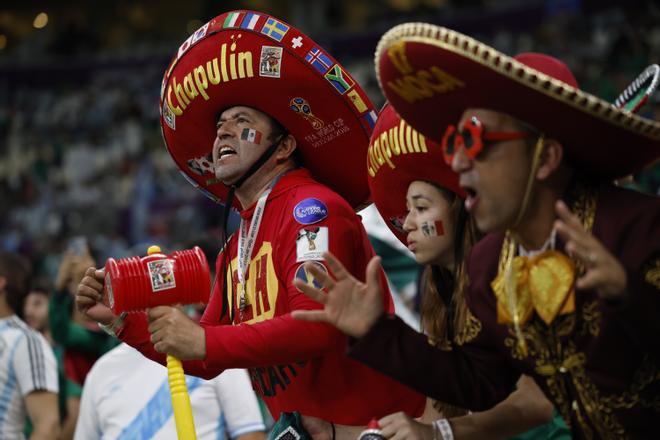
[
  {"left": 375, "top": 23, "right": 660, "bottom": 179},
  {"left": 159, "top": 10, "right": 378, "bottom": 209},
  {"left": 368, "top": 103, "right": 464, "bottom": 244}
]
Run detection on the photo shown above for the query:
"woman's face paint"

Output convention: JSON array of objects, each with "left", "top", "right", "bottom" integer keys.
[
  {"left": 420, "top": 220, "right": 445, "bottom": 237},
  {"left": 403, "top": 181, "right": 455, "bottom": 267}
]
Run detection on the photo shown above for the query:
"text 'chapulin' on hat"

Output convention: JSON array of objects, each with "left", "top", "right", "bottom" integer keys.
[
  {"left": 159, "top": 10, "right": 379, "bottom": 209},
  {"left": 368, "top": 103, "right": 464, "bottom": 244},
  {"left": 374, "top": 23, "right": 660, "bottom": 179}
]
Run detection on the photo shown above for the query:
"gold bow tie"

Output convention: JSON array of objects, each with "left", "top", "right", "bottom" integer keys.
[{"left": 491, "top": 250, "right": 576, "bottom": 326}]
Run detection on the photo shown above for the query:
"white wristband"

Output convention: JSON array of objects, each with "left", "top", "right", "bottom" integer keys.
[{"left": 432, "top": 419, "right": 454, "bottom": 440}]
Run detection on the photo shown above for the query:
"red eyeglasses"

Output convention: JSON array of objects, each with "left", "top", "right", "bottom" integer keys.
[{"left": 441, "top": 117, "right": 536, "bottom": 165}]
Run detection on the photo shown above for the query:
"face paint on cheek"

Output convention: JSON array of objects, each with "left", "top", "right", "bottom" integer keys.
[
  {"left": 420, "top": 220, "right": 445, "bottom": 237},
  {"left": 240, "top": 128, "right": 264, "bottom": 144}
]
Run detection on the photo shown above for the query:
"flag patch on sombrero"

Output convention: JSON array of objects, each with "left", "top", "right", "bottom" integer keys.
[
  {"left": 223, "top": 12, "right": 242, "bottom": 28},
  {"left": 192, "top": 23, "right": 209, "bottom": 44},
  {"left": 305, "top": 47, "right": 333, "bottom": 74},
  {"left": 325, "top": 65, "right": 355, "bottom": 94},
  {"left": 239, "top": 12, "right": 261, "bottom": 30},
  {"left": 363, "top": 110, "right": 378, "bottom": 128},
  {"left": 261, "top": 17, "right": 289, "bottom": 42},
  {"left": 291, "top": 36, "right": 303, "bottom": 49},
  {"left": 178, "top": 23, "right": 211, "bottom": 59},
  {"left": 347, "top": 89, "right": 368, "bottom": 113}
]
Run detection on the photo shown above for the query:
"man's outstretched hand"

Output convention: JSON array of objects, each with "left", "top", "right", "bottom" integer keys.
[{"left": 291, "top": 252, "right": 385, "bottom": 338}]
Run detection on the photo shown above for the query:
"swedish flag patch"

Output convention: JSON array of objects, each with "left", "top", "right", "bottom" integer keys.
[{"left": 261, "top": 17, "right": 289, "bottom": 42}]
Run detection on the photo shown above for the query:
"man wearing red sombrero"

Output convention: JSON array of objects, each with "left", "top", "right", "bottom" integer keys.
[
  {"left": 299, "top": 103, "right": 574, "bottom": 439},
  {"left": 291, "top": 24, "right": 660, "bottom": 439},
  {"left": 74, "top": 11, "right": 424, "bottom": 426}
]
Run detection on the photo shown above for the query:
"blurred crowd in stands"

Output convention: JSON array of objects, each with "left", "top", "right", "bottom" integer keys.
[{"left": 2, "top": 1, "right": 659, "bottom": 283}]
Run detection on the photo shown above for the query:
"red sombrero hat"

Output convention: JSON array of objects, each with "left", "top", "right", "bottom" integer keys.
[
  {"left": 368, "top": 103, "right": 464, "bottom": 244},
  {"left": 375, "top": 23, "right": 660, "bottom": 179},
  {"left": 159, "top": 10, "right": 378, "bottom": 209}
]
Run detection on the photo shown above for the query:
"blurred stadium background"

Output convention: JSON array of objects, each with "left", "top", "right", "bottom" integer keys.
[{"left": 1, "top": 0, "right": 659, "bottom": 281}]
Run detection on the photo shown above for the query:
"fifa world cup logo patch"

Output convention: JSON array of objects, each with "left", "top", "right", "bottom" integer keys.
[
  {"left": 290, "top": 97, "right": 324, "bottom": 129},
  {"left": 298, "top": 227, "right": 319, "bottom": 250},
  {"left": 296, "top": 226, "right": 328, "bottom": 262}
]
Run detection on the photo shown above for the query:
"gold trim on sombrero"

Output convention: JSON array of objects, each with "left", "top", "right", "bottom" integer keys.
[{"left": 375, "top": 23, "right": 660, "bottom": 140}]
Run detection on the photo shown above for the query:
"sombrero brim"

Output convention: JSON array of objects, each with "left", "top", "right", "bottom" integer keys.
[
  {"left": 159, "top": 11, "right": 378, "bottom": 209},
  {"left": 375, "top": 23, "right": 660, "bottom": 179}
]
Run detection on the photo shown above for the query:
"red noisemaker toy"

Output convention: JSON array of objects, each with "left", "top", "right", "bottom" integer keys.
[
  {"left": 103, "top": 245, "right": 211, "bottom": 314},
  {"left": 103, "top": 245, "right": 211, "bottom": 439}
]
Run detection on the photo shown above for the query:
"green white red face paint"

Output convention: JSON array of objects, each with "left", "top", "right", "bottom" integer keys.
[
  {"left": 241, "top": 128, "right": 263, "bottom": 144},
  {"left": 420, "top": 220, "right": 444, "bottom": 237}
]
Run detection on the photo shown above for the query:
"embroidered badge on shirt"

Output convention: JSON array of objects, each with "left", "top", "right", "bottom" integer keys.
[
  {"left": 293, "top": 198, "right": 328, "bottom": 224},
  {"left": 294, "top": 261, "right": 328, "bottom": 291},
  {"left": 296, "top": 226, "right": 328, "bottom": 262}
]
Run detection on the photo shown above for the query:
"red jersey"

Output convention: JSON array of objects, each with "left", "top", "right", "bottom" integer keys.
[{"left": 120, "top": 169, "right": 424, "bottom": 424}]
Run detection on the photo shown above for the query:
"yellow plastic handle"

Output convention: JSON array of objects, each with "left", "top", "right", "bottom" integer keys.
[{"left": 167, "top": 354, "right": 197, "bottom": 439}]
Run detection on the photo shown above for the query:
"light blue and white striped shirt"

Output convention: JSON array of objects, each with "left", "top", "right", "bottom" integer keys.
[{"left": 0, "top": 315, "right": 58, "bottom": 440}]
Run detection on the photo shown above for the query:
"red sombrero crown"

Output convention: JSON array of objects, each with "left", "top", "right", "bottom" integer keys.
[
  {"left": 375, "top": 23, "right": 660, "bottom": 179},
  {"left": 368, "top": 103, "right": 464, "bottom": 244},
  {"left": 159, "top": 10, "right": 379, "bottom": 209}
]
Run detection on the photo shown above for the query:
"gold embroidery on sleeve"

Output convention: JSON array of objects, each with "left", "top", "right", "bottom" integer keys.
[
  {"left": 644, "top": 258, "right": 660, "bottom": 289},
  {"left": 427, "top": 307, "right": 482, "bottom": 350},
  {"left": 454, "top": 308, "right": 482, "bottom": 346}
]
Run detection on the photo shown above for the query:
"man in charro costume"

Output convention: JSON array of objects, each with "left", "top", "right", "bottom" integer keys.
[
  {"left": 75, "top": 10, "right": 424, "bottom": 425},
  {"left": 292, "top": 24, "right": 660, "bottom": 439}
]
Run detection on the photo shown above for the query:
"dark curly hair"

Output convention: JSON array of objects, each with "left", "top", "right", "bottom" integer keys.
[{"left": 0, "top": 251, "right": 32, "bottom": 319}]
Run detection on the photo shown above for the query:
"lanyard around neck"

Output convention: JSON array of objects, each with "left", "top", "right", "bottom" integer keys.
[{"left": 236, "top": 175, "right": 283, "bottom": 286}]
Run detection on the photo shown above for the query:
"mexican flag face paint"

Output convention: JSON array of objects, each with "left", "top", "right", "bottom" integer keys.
[
  {"left": 241, "top": 128, "right": 263, "bottom": 144},
  {"left": 420, "top": 220, "right": 444, "bottom": 237}
]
